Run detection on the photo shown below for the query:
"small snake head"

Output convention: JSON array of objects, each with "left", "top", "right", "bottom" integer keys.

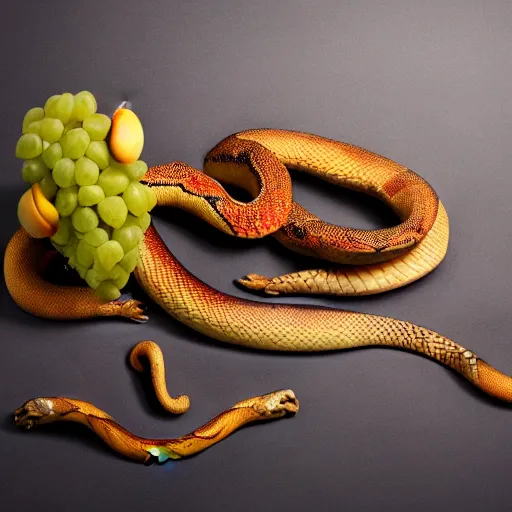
[
  {"left": 253, "top": 389, "right": 299, "bottom": 418},
  {"left": 13, "top": 398, "right": 55, "bottom": 431}
]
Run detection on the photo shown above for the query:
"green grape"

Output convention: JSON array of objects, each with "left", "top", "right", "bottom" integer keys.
[
  {"left": 22, "top": 107, "right": 44, "bottom": 134},
  {"left": 68, "top": 254, "right": 78, "bottom": 269},
  {"left": 71, "top": 206, "right": 99, "bottom": 233},
  {"left": 44, "top": 95, "right": 60, "bottom": 118},
  {"left": 43, "top": 141, "right": 50, "bottom": 151},
  {"left": 76, "top": 239, "right": 95, "bottom": 268},
  {"left": 144, "top": 185, "right": 157, "bottom": 211},
  {"left": 55, "top": 185, "right": 78, "bottom": 216},
  {"left": 52, "top": 158, "right": 76, "bottom": 188},
  {"left": 83, "top": 227, "right": 109, "bottom": 247},
  {"left": 139, "top": 211, "right": 151, "bottom": 232},
  {"left": 98, "top": 221, "right": 113, "bottom": 238},
  {"left": 122, "top": 182, "right": 148, "bottom": 216},
  {"left": 85, "top": 140, "right": 110, "bottom": 169},
  {"left": 15, "top": 133, "right": 43, "bottom": 160},
  {"left": 72, "top": 91, "right": 97, "bottom": 121},
  {"left": 125, "top": 160, "right": 148, "bottom": 181},
  {"left": 75, "top": 156, "right": 99, "bottom": 186},
  {"left": 39, "top": 173, "right": 58, "bottom": 200},
  {"left": 92, "top": 257, "right": 110, "bottom": 278},
  {"left": 75, "top": 263, "right": 89, "bottom": 280},
  {"left": 96, "top": 280, "right": 121, "bottom": 302},
  {"left": 55, "top": 93, "right": 74, "bottom": 124},
  {"left": 96, "top": 240, "right": 124, "bottom": 271},
  {"left": 60, "top": 128, "right": 90, "bottom": 159},
  {"left": 39, "top": 118, "right": 64, "bottom": 143},
  {"left": 110, "top": 159, "right": 148, "bottom": 181},
  {"left": 62, "top": 237, "right": 78, "bottom": 258},
  {"left": 78, "top": 185, "right": 105, "bottom": 206},
  {"left": 62, "top": 245, "right": 74, "bottom": 259},
  {"left": 98, "top": 167, "right": 129, "bottom": 196},
  {"left": 50, "top": 217, "right": 72, "bottom": 246},
  {"left": 64, "top": 120, "right": 81, "bottom": 134},
  {"left": 122, "top": 214, "right": 140, "bottom": 228},
  {"left": 112, "top": 225, "right": 143, "bottom": 252},
  {"left": 97, "top": 196, "right": 128, "bottom": 229},
  {"left": 108, "top": 264, "right": 130, "bottom": 289},
  {"left": 21, "top": 157, "right": 48, "bottom": 184},
  {"left": 25, "top": 121, "right": 42, "bottom": 135},
  {"left": 83, "top": 113, "right": 111, "bottom": 141},
  {"left": 119, "top": 246, "right": 139, "bottom": 273},
  {"left": 85, "top": 268, "right": 102, "bottom": 289},
  {"left": 42, "top": 142, "right": 63, "bottom": 169}
]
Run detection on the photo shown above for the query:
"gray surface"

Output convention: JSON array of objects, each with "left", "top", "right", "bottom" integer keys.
[{"left": 1, "top": 0, "right": 512, "bottom": 510}]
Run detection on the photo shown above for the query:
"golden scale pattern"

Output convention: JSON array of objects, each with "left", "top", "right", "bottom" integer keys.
[
  {"left": 136, "top": 226, "right": 478, "bottom": 387},
  {"left": 241, "top": 203, "right": 449, "bottom": 296},
  {"left": 14, "top": 389, "right": 299, "bottom": 463},
  {"left": 4, "top": 229, "right": 145, "bottom": 321},
  {"left": 6, "top": 129, "right": 512, "bottom": 401},
  {"left": 237, "top": 129, "right": 439, "bottom": 262}
]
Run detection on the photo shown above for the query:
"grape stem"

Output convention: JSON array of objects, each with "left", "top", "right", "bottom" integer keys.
[{"left": 116, "top": 100, "right": 132, "bottom": 111}]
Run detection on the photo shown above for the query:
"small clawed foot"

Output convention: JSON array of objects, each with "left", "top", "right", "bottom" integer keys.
[
  {"left": 236, "top": 274, "right": 278, "bottom": 295},
  {"left": 115, "top": 299, "right": 149, "bottom": 323},
  {"left": 259, "top": 389, "right": 300, "bottom": 418},
  {"left": 273, "top": 389, "right": 300, "bottom": 415}
]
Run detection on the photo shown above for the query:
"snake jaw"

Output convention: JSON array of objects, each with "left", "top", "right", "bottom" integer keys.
[{"left": 14, "top": 398, "right": 55, "bottom": 430}]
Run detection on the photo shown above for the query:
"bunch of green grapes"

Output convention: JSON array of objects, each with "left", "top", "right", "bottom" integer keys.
[{"left": 16, "top": 91, "right": 156, "bottom": 302}]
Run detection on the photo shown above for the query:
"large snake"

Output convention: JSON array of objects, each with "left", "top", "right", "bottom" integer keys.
[
  {"left": 14, "top": 340, "right": 299, "bottom": 463},
  {"left": 6, "top": 129, "right": 511, "bottom": 403}
]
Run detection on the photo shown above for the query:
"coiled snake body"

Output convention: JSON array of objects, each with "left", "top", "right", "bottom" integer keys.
[{"left": 5, "top": 129, "right": 510, "bottom": 403}]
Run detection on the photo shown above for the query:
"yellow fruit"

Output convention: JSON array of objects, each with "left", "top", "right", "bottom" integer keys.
[
  {"left": 109, "top": 108, "right": 144, "bottom": 164},
  {"left": 17, "top": 183, "right": 60, "bottom": 238}
]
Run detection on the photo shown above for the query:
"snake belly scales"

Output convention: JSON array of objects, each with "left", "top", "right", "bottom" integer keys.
[{"left": 5, "top": 129, "right": 511, "bottom": 403}]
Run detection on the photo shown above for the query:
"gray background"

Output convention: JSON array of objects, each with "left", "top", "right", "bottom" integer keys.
[{"left": 1, "top": 1, "right": 511, "bottom": 510}]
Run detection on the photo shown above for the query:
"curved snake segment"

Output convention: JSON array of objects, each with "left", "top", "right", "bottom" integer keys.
[
  {"left": 141, "top": 134, "right": 294, "bottom": 239},
  {"left": 239, "top": 202, "right": 449, "bottom": 296},
  {"left": 134, "top": 225, "right": 512, "bottom": 403},
  {"left": 4, "top": 228, "right": 148, "bottom": 322},
  {"left": 13, "top": 390, "right": 299, "bottom": 463},
  {"left": 231, "top": 129, "right": 440, "bottom": 264},
  {"left": 130, "top": 340, "right": 190, "bottom": 414},
  {"left": 134, "top": 129, "right": 448, "bottom": 300}
]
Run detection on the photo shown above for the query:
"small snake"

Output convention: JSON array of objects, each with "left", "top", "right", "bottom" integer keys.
[
  {"left": 13, "top": 341, "right": 299, "bottom": 463},
  {"left": 8, "top": 130, "right": 510, "bottom": 404}
]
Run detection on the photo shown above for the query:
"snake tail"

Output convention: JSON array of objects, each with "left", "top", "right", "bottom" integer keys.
[
  {"left": 135, "top": 225, "right": 512, "bottom": 403},
  {"left": 237, "top": 204, "right": 449, "bottom": 296},
  {"left": 130, "top": 340, "right": 190, "bottom": 414},
  {"left": 13, "top": 390, "right": 299, "bottom": 463}
]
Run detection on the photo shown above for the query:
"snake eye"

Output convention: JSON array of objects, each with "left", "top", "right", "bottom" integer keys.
[
  {"left": 109, "top": 107, "right": 144, "bottom": 164},
  {"left": 290, "top": 224, "right": 307, "bottom": 240}
]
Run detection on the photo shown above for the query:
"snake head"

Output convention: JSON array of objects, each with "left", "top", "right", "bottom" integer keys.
[
  {"left": 244, "top": 389, "right": 299, "bottom": 418},
  {"left": 13, "top": 398, "right": 56, "bottom": 431}
]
